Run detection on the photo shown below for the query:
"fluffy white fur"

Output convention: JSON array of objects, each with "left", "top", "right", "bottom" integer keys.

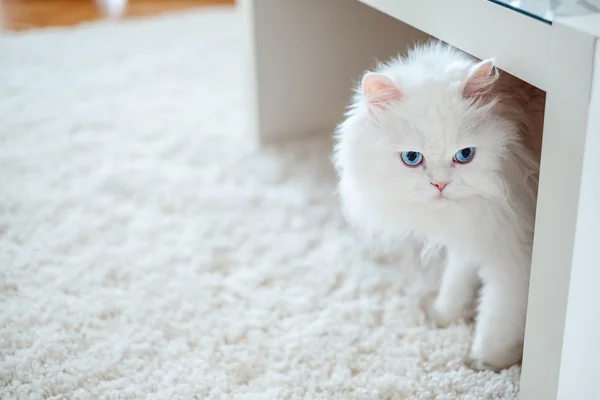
[{"left": 333, "top": 42, "right": 540, "bottom": 371}]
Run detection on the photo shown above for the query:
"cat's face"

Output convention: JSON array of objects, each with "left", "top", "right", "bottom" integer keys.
[
  {"left": 335, "top": 60, "right": 515, "bottom": 212},
  {"left": 343, "top": 98, "right": 511, "bottom": 208}
]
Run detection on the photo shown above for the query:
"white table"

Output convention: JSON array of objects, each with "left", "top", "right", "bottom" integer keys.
[{"left": 242, "top": 1, "right": 600, "bottom": 399}]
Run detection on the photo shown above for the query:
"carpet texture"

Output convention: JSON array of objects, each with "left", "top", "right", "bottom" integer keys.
[{"left": 0, "top": 7, "right": 521, "bottom": 400}]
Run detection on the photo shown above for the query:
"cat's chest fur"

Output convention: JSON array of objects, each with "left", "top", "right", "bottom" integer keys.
[{"left": 399, "top": 201, "right": 505, "bottom": 262}]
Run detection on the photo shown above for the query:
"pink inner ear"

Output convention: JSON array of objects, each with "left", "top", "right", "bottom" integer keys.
[
  {"left": 362, "top": 73, "right": 402, "bottom": 108},
  {"left": 462, "top": 59, "right": 496, "bottom": 99}
]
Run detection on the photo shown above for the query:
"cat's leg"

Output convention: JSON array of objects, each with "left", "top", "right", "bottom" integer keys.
[
  {"left": 422, "top": 252, "right": 479, "bottom": 327},
  {"left": 465, "top": 260, "right": 529, "bottom": 371}
]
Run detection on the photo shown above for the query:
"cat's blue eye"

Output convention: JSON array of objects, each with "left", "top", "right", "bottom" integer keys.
[
  {"left": 400, "top": 151, "right": 423, "bottom": 167},
  {"left": 453, "top": 147, "right": 475, "bottom": 164}
]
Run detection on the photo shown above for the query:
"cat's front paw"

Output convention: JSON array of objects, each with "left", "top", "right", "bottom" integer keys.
[
  {"left": 464, "top": 346, "right": 522, "bottom": 372},
  {"left": 463, "top": 354, "right": 500, "bottom": 372},
  {"left": 420, "top": 293, "right": 452, "bottom": 328}
]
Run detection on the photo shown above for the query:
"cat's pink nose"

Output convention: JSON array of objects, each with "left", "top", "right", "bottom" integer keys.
[{"left": 431, "top": 181, "right": 448, "bottom": 192}]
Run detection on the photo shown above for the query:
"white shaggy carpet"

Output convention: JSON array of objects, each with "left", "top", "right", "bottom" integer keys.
[{"left": 0, "top": 7, "right": 521, "bottom": 399}]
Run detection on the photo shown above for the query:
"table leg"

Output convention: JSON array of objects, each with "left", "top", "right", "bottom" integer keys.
[
  {"left": 520, "top": 19, "right": 597, "bottom": 400},
  {"left": 555, "top": 37, "right": 600, "bottom": 400},
  {"left": 241, "top": 0, "right": 429, "bottom": 144}
]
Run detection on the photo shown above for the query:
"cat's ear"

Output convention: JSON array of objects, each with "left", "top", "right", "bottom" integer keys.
[
  {"left": 462, "top": 58, "right": 497, "bottom": 100},
  {"left": 361, "top": 73, "right": 402, "bottom": 110}
]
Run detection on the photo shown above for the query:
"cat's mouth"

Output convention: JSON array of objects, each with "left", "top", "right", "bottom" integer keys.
[
  {"left": 429, "top": 197, "right": 454, "bottom": 210},
  {"left": 429, "top": 192, "right": 455, "bottom": 206}
]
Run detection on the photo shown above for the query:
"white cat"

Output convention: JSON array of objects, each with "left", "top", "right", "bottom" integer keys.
[{"left": 333, "top": 41, "right": 543, "bottom": 371}]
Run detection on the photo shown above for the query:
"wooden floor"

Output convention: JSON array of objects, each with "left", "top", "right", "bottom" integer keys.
[{"left": 1, "top": 0, "right": 235, "bottom": 30}]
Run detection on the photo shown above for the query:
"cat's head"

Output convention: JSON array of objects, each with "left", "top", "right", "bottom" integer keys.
[{"left": 334, "top": 51, "right": 522, "bottom": 221}]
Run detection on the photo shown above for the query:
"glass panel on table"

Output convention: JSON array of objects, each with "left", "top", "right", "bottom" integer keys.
[{"left": 489, "top": 0, "right": 600, "bottom": 23}]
